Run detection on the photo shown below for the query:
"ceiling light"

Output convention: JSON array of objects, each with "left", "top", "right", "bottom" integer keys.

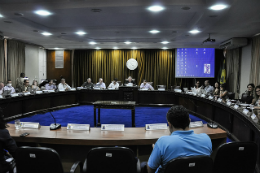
[
  {"left": 89, "top": 41, "right": 97, "bottom": 45},
  {"left": 96, "top": 47, "right": 101, "bottom": 50},
  {"left": 35, "top": 10, "right": 52, "bottom": 16},
  {"left": 0, "top": 14, "right": 3, "bottom": 18},
  {"left": 147, "top": 5, "right": 164, "bottom": 12},
  {"left": 161, "top": 41, "right": 169, "bottom": 44},
  {"left": 124, "top": 41, "right": 131, "bottom": 44},
  {"left": 189, "top": 30, "right": 200, "bottom": 34},
  {"left": 76, "top": 31, "right": 86, "bottom": 35},
  {"left": 162, "top": 47, "right": 168, "bottom": 50},
  {"left": 113, "top": 47, "right": 118, "bottom": 49},
  {"left": 209, "top": 4, "right": 227, "bottom": 11},
  {"left": 41, "top": 32, "right": 52, "bottom": 36},
  {"left": 54, "top": 48, "right": 60, "bottom": 50},
  {"left": 132, "top": 47, "right": 137, "bottom": 49},
  {"left": 150, "top": 30, "right": 160, "bottom": 34}
]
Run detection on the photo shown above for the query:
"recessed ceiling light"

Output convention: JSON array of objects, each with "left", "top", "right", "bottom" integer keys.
[
  {"left": 150, "top": 30, "right": 160, "bottom": 34},
  {"left": 209, "top": 4, "right": 227, "bottom": 11},
  {"left": 132, "top": 47, "right": 137, "bottom": 49},
  {"left": 89, "top": 41, "right": 97, "bottom": 45},
  {"left": 35, "top": 10, "right": 52, "bottom": 16},
  {"left": 124, "top": 41, "right": 131, "bottom": 44},
  {"left": 41, "top": 32, "right": 52, "bottom": 36},
  {"left": 147, "top": 5, "right": 164, "bottom": 12},
  {"left": 96, "top": 47, "right": 101, "bottom": 50},
  {"left": 54, "top": 48, "right": 60, "bottom": 50},
  {"left": 113, "top": 47, "right": 118, "bottom": 49},
  {"left": 189, "top": 30, "right": 200, "bottom": 34},
  {"left": 161, "top": 41, "right": 169, "bottom": 44},
  {"left": 0, "top": 14, "right": 3, "bottom": 18},
  {"left": 76, "top": 31, "right": 86, "bottom": 35},
  {"left": 162, "top": 47, "right": 168, "bottom": 50}
]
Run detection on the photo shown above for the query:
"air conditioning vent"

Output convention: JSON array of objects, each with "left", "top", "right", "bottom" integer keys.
[{"left": 219, "top": 37, "right": 248, "bottom": 49}]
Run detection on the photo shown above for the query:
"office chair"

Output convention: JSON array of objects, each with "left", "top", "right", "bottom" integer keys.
[
  {"left": 83, "top": 147, "right": 141, "bottom": 173},
  {"left": 0, "top": 142, "right": 15, "bottom": 173},
  {"left": 212, "top": 141, "right": 258, "bottom": 173},
  {"left": 174, "top": 86, "right": 181, "bottom": 89},
  {"left": 227, "top": 92, "right": 235, "bottom": 100},
  {"left": 241, "top": 93, "right": 253, "bottom": 104},
  {"left": 15, "top": 146, "right": 83, "bottom": 173},
  {"left": 164, "top": 155, "right": 213, "bottom": 173}
]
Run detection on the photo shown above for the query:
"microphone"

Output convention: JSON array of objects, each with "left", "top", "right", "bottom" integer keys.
[{"left": 49, "top": 111, "right": 61, "bottom": 130}]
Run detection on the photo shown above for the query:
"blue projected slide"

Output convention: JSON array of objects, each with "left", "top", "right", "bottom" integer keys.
[{"left": 175, "top": 48, "right": 215, "bottom": 78}]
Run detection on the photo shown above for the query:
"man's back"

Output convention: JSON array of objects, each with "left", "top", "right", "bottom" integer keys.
[{"left": 148, "top": 130, "right": 212, "bottom": 173}]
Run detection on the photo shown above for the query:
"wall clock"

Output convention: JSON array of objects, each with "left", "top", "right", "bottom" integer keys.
[{"left": 126, "top": 58, "right": 138, "bottom": 70}]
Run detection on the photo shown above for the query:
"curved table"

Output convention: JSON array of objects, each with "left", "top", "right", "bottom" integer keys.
[{"left": 1, "top": 89, "right": 260, "bottom": 172}]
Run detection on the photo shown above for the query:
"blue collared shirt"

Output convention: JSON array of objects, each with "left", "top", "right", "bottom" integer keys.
[{"left": 148, "top": 130, "right": 212, "bottom": 173}]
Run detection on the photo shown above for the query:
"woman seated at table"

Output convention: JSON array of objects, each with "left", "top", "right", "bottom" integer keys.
[
  {"left": 31, "top": 80, "right": 40, "bottom": 90},
  {"left": 191, "top": 81, "right": 201, "bottom": 93},
  {"left": 253, "top": 86, "right": 260, "bottom": 109},
  {"left": 219, "top": 84, "right": 228, "bottom": 101},
  {"left": 244, "top": 83, "right": 255, "bottom": 104},
  {"left": 213, "top": 82, "right": 220, "bottom": 97}
]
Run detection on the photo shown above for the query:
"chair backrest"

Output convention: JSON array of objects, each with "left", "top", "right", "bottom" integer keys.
[
  {"left": 213, "top": 141, "right": 258, "bottom": 173},
  {"left": 164, "top": 155, "right": 213, "bottom": 173},
  {"left": 227, "top": 92, "right": 235, "bottom": 99},
  {"left": 125, "top": 79, "right": 135, "bottom": 83},
  {"left": 16, "top": 146, "right": 64, "bottom": 173},
  {"left": 86, "top": 147, "right": 138, "bottom": 173},
  {"left": 241, "top": 93, "right": 253, "bottom": 104},
  {"left": 174, "top": 86, "right": 181, "bottom": 89}
]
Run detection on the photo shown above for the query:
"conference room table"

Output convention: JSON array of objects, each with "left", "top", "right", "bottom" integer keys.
[{"left": 1, "top": 88, "right": 260, "bottom": 172}]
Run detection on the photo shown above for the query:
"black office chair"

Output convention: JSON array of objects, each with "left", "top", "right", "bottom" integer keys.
[
  {"left": 212, "top": 141, "right": 258, "bottom": 173},
  {"left": 164, "top": 155, "right": 213, "bottom": 173},
  {"left": 227, "top": 92, "right": 235, "bottom": 100},
  {"left": 241, "top": 93, "right": 253, "bottom": 104},
  {"left": 15, "top": 146, "right": 83, "bottom": 173},
  {"left": 0, "top": 142, "right": 16, "bottom": 173},
  {"left": 83, "top": 147, "right": 141, "bottom": 173},
  {"left": 174, "top": 86, "right": 181, "bottom": 89}
]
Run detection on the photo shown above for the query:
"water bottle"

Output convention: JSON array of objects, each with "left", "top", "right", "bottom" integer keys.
[{"left": 15, "top": 119, "right": 21, "bottom": 130}]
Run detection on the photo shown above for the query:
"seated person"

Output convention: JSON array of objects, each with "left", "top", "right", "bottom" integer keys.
[
  {"left": 204, "top": 80, "right": 214, "bottom": 95},
  {"left": 3, "top": 80, "right": 15, "bottom": 94},
  {"left": 219, "top": 84, "right": 228, "bottom": 101},
  {"left": 31, "top": 80, "right": 40, "bottom": 90},
  {"left": 0, "top": 82, "right": 4, "bottom": 95},
  {"left": 21, "top": 79, "right": 31, "bottom": 92},
  {"left": 125, "top": 76, "right": 136, "bottom": 86},
  {"left": 108, "top": 78, "right": 119, "bottom": 89},
  {"left": 191, "top": 81, "right": 201, "bottom": 93},
  {"left": 16, "top": 72, "right": 25, "bottom": 92},
  {"left": 96, "top": 78, "right": 106, "bottom": 89},
  {"left": 213, "top": 82, "right": 220, "bottom": 97},
  {"left": 244, "top": 83, "right": 255, "bottom": 104},
  {"left": 0, "top": 108, "right": 17, "bottom": 173},
  {"left": 140, "top": 79, "right": 154, "bottom": 90},
  {"left": 58, "top": 78, "right": 71, "bottom": 91},
  {"left": 253, "top": 86, "right": 260, "bottom": 109},
  {"left": 45, "top": 80, "right": 57, "bottom": 90},
  {"left": 82, "top": 78, "right": 94, "bottom": 89},
  {"left": 142, "top": 105, "right": 212, "bottom": 173}
]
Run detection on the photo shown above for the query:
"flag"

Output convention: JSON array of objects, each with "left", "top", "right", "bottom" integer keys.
[{"left": 220, "top": 59, "right": 226, "bottom": 84}]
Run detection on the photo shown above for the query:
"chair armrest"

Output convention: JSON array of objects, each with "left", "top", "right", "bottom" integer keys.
[
  {"left": 70, "top": 161, "right": 83, "bottom": 173},
  {"left": 137, "top": 158, "right": 141, "bottom": 173},
  {"left": 83, "top": 159, "right": 87, "bottom": 173}
]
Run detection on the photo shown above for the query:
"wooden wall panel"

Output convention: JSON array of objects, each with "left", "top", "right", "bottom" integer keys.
[{"left": 47, "top": 50, "right": 72, "bottom": 85}]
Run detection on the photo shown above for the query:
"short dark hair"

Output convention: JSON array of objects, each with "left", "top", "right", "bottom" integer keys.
[
  {"left": 20, "top": 73, "right": 25, "bottom": 77},
  {"left": 220, "top": 83, "right": 226, "bottom": 90},
  {"left": 247, "top": 83, "right": 255, "bottom": 88},
  {"left": 143, "top": 79, "right": 146, "bottom": 82},
  {"left": 205, "top": 80, "right": 210, "bottom": 84},
  {"left": 24, "top": 79, "right": 28, "bottom": 83},
  {"left": 166, "top": 105, "right": 190, "bottom": 130},
  {"left": 7, "top": 79, "right": 11, "bottom": 82},
  {"left": 114, "top": 78, "right": 118, "bottom": 81}
]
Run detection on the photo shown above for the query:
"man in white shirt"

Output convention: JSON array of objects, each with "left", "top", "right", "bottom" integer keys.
[
  {"left": 0, "top": 82, "right": 4, "bottom": 95},
  {"left": 108, "top": 78, "right": 119, "bottom": 89},
  {"left": 96, "top": 78, "right": 106, "bottom": 89},
  {"left": 58, "top": 78, "right": 71, "bottom": 91},
  {"left": 3, "top": 80, "right": 15, "bottom": 94},
  {"left": 140, "top": 79, "right": 154, "bottom": 90},
  {"left": 204, "top": 80, "right": 214, "bottom": 95}
]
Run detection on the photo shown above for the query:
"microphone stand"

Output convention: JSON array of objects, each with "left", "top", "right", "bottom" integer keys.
[{"left": 49, "top": 110, "right": 61, "bottom": 130}]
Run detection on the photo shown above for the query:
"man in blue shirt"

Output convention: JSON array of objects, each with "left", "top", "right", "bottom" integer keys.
[{"left": 142, "top": 105, "right": 212, "bottom": 173}]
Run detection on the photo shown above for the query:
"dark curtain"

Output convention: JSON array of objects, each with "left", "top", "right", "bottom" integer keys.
[
  {"left": 250, "top": 35, "right": 260, "bottom": 86},
  {"left": 73, "top": 49, "right": 175, "bottom": 89},
  {"left": 0, "top": 39, "right": 5, "bottom": 82},
  {"left": 226, "top": 48, "right": 241, "bottom": 98},
  {"left": 7, "top": 40, "right": 25, "bottom": 86}
]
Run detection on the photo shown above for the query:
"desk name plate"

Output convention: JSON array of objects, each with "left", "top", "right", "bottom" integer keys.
[
  {"left": 101, "top": 124, "right": 124, "bottom": 131},
  {"left": 217, "top": 98, "right": 222, "bottom": 102},
  {"left": 226, "top": 101, "right": 232, "bottom": 106},
  {"left": 20, "top": 122, "right": 40, "bottom": 129},
  {"left": 208, "top": 96, "right": 213, "bottom": 100},
  {"left": 234, "top": 105, "right": 239, "bottom": 109},
  {"left": 145, "top": 123, "right": 167, "bottom": 131},
  {"left": 243, "top": 109, "right": 249, "bottom": 115},
  {"left": 190, "top": 121, "right": 204, "bottom": 128},
  {"left": 201, "top": 94, "right": 206, "bottom": 98},
  {"left": 67, "top": 124, "right": 90, "bottom": 131}
]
